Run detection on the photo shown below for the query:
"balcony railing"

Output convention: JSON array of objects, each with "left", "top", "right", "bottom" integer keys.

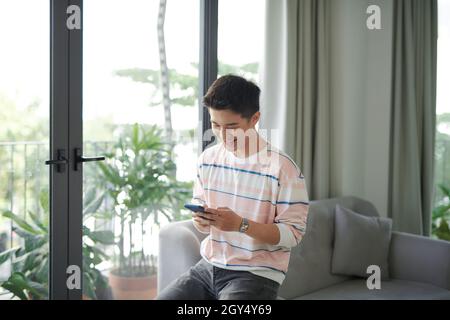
[
  {"left": 0, "top": 140, "right": 114, "bottom": 215},
  {"left": 0, "top": 132, "right": 197, "bottom": 283},
  {"left": 0, "top": 141, "right": 115, "bottom": 282}
]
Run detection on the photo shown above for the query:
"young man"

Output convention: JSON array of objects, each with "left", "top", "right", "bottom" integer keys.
[{"left": 156, "top": 75, "right": 309, "bottom": 300}]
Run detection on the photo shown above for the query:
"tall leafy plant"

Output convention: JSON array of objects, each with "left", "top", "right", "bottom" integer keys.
[
  {"left": 98, "top": 124, "right": 191, "bottom": 277},
  {"left": 0, "top": 189, "right": 113, "bottom": 300},
  {"left": 432, "top": 183, "right": 450, "bottom": 241}
]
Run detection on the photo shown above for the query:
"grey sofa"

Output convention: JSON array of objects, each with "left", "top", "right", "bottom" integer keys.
[{"left": 157, "top": 196, "right": 450, "bottom": 299}]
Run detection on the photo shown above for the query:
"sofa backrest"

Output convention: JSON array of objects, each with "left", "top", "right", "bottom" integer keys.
[{"left": 278, "top": 196, "right": 380, "bottom": 299}]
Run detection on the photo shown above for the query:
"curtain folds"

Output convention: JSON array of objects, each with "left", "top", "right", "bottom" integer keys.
[
  {"left": 260, "top": 0, "right": 438, "bottom": 235},
  {"left": 260, "top": 0, "right": 331, "bottom": 200},
  {"left": 388, "top": 0, "right": 437, "bottom": 235}
]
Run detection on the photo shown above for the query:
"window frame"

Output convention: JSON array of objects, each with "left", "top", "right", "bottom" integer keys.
[{"left": 199, "top": 0, "right": 218, "bottom": 152}]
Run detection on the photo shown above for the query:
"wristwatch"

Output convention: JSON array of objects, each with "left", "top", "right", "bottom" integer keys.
[{"left": 239, "top": 218, "right": 250, "bottom": 233}]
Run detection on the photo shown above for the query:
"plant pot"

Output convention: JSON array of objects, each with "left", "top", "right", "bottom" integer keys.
[{"left": 108, "top": 269, "right": 157, "bottom": 300}]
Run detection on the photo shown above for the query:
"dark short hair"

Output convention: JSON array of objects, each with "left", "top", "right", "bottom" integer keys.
[{"left": 202, "top": 74, "right": 260, "bottom": 119}]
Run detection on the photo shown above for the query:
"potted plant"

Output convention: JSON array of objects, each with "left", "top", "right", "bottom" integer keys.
[
  {"left": 98, "top": 124, "right": 191, "bottom": 300},
  {"left": 432, "top": 183, "right": 450, "bottom": 241},
  {"left": 0, "top": 188, "right": 113, "bottom": 300}
]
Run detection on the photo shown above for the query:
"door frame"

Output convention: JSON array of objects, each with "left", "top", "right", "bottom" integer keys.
[{"left": 49, "top": 0, "right": 82, "bottom": 300}]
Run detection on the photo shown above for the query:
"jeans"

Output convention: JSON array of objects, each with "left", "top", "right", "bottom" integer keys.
[{"left": 155, "top": 258, "right": 280, "bottom": 300}]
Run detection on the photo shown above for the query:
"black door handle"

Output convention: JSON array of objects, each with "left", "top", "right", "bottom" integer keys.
[
  {"left": 45, "top": 149, "right": 68, "bottom": 173},
  {"left": 74, "top": 148, "right": 105, "bottom": 171},
  {"left": 45, "top": 159, "right": 67, "bottom": 165}
]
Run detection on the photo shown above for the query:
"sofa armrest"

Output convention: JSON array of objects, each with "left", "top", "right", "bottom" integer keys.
[
  {"left": 157, "top": 220, "right": 208, "bottom": 293},
  {"left": 389, "top": 231, "right": 450, "bottom": 290}
]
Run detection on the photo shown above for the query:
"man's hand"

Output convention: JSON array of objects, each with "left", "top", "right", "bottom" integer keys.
[
  {"left": 192, "top": 209, "right": 212, "bottom": 234},
  {"left": 195, "top": 205, "right": 281, "bottom": 245},
  {"left": 193, "top": 212, "right": 212, "bottom": 227},
  {"left": 203, "top": 206, "right": 242, "bottom": 232}
]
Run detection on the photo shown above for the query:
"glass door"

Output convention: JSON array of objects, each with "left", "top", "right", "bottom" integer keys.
[
  {"left": 0, "top": 0, "right": 207, "bottom": 300},
  {"left": 0, "top": 0, "right": 50, "bottom": 300},
  {"left": 82, "top": 0, "right": 200, "bottom": 300}
]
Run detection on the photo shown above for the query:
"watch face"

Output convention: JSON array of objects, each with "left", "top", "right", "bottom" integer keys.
[{"left": 240, "top": 219, "right": 249, "bottom": 233}]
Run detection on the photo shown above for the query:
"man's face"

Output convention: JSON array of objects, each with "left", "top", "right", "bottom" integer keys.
[{"left": 208, "top": 108, "right": 260, "bottom": 153}]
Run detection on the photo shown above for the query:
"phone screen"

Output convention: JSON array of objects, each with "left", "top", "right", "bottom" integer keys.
[{"left": 184, "top": 204, "right": 205, "bottom": 213}]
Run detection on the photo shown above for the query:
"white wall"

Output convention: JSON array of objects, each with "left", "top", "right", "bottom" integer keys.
[{"left": 330, "top": 0, "right": 393, "bottom": 217}]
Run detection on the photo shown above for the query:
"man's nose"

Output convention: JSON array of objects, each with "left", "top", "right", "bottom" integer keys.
[
  {"left": 219, "top": 127, "right": 227, "bottom": 139},
  {"left": 222, "top": 129, "right": 234, "bottom": 141}
]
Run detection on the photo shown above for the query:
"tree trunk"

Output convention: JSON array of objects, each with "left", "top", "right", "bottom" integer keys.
[
  {"left": 157, "top": 0, "right": 173, "bottom": 144},
  {"left": 119, "top": 211, "right": 125, "bottom": 274},
  {"left": 129, "top": 220, "right": 133, "bottom": 275}
]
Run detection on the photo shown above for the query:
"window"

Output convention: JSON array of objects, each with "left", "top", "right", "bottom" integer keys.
[
  {"left": 0, "top": 0, "right": 50, "bottom": 299},
  {"left": 82, "top": 0, "right": 199, "bottom": 299},
  {"left": 218, "top": 0, "right": 265, "bottom": 85},
  {"left": 433, "top": 0, "right": 450, "bottom": 241}
]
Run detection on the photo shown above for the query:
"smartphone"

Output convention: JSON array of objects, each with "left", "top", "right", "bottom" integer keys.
[{"left": 184, "top": 203, "right": 206, "bottom": 213}]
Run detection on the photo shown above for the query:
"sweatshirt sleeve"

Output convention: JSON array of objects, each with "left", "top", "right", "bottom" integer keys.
[{"left": 274, "top": 164, "right": 309, "bottom": 249}]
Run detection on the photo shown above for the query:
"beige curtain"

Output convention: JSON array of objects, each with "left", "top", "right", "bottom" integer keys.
[
  {"left": 388, "top": 0, "right": 438, "bottom": 235},
  {"left": 259, "top": 0, "right": 331, "bottom": 200},
  {"left": 260, "top": 0, "right": 438, "bottom": 236}
]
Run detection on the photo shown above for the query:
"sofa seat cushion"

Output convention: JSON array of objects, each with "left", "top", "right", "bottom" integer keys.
[{"left": 294, "top": 279, "right": 450, "bottom": 300}]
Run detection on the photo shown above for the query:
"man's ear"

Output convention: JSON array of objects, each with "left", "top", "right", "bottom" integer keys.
[{"left": 251, "top": 111, "right": 261, "bottom": 126}]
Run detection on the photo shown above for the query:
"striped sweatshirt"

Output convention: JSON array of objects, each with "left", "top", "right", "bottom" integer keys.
[{"left": 191, "top": 140, "right": 309, "bottom": 285}]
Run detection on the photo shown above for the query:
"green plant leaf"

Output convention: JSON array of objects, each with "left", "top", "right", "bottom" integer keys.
[
  {"left": 432, "top": 204, "right": 450, "bottom": 219},
  {"left": 27, "top": 211, "right": 47, "bottom": 233},
  {"left": 27, "top": 280, "right": 48, "bottom": 299},
  {"left": 1, "top": 272, "right": 42, "bottom": 300},
  {"left": 83, "top": 191, "right": 105, "bottom": 216},
  {"left": 83, "top": 271, "right": 97, "bottom": 300},
  {"left": 97, "top": 161, "right": 123, "bottom": 187},
  {"left": 22, "top": 252, "right": 41, "bottom": 273},
  {"left": 132, "top": 123, "right": 139, "bottom": 151},
  {"left": 84, "top": 187, "right": 97, "bottom": 208},
  {"left": 39, "top": 190, "right": 50, "bottom": 215},
  {"left": 89, "top": 246, "right": 109, "bottom": 261},
  {"left": 89, "top": 230, "right": 115, "bottom": 245},
  {"left": 1, "top": 281, "right": 28, "bottom": 300},
  {"left": 438, "top": 184, "right": 450, "bottom": 198},
  {"left": 88, "top": 210, "right": 114, "bottom": 221},
  {"left": 35, "top": 257, "right": 49, "bottom": 284},
  {"left": 12, "top": 227, "right": 46, "bottom": 253},
  {"left": 435, "top": 219, "right": 450, "bottom": 241},
  {"left": 2, "top": 211, "right": 42, "bottom": 235},
  {"left": 0, "top": 247, "right": 20, "bottom": 265}
]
